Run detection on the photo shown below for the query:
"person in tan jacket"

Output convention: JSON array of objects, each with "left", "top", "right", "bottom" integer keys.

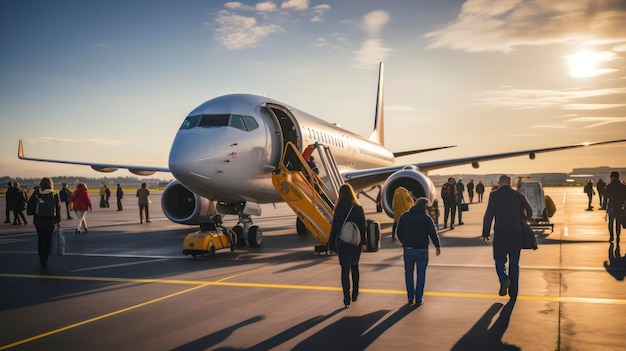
[{"left": 392, "top": 186, "right": 414, "bottom": 239}]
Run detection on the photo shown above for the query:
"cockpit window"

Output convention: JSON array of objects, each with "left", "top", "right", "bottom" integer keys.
[
  {"left": 243, "top": 116, "right": 259, "bottom": 131},
  {"left": 199, "top": 114, "right": 229, "bottom": 128},
  {"left": 230, "top": 115, "right": 246, "bottom": 130},
  {"left": 180, "top": 115, "right": 201, "bottom": 130},
  {"left": 179, "top": 114, "right": 258, "bottom": 131}
]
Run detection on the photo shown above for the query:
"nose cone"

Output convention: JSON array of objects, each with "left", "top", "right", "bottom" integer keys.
[{"left": 169, "top": 132, "right": 216, "bottom": 189}]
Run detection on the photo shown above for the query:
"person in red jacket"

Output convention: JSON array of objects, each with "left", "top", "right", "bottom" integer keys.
[{"left": 69, "top": 183, "right": 93, "bottom": 234}]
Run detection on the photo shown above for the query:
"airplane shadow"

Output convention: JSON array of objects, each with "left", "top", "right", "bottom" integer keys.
[
  {"left": 604, "top": 243, "right": 626, "bottom": 281},
  {"left": 451, "top": 300, "right": 519, "bottom": 351}
]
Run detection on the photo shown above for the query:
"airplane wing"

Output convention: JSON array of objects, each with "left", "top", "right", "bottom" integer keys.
[
  {"left": 392, "top": 145, "right": 456, "bottom": 157},
  {"left": 343, "top": 139, "right": 626, "bottom": 190},
  {"left": 18, "top": 139, "right": 170, "bottom": 176}
]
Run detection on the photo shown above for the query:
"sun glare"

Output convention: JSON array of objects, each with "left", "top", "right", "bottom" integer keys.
[{"left": 565, "top": 50, "right": 616, "bottom": 78}]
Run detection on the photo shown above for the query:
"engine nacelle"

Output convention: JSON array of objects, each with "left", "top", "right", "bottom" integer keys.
[
  {"left": 161, "top": 180, "right": 217, "bottom": 225},
  {"left": 381, "top": 167, "right": 436, "bottom": 218}
]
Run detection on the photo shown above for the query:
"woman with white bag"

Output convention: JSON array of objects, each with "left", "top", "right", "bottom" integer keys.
[{"left": 328, "top": 184, "right": 366, "bottom": 308}]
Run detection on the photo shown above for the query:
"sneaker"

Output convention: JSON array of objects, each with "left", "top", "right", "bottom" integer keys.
[{"left": 499, "top": 279, "right": 511, "bottom": 296}]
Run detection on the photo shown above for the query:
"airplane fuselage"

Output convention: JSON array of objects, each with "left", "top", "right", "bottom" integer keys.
[{"left": 168, "top": 94, "right": 394, "bottom": 204}]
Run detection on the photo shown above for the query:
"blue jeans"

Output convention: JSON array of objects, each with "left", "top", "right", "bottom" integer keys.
[
  {"left": 494, "top": 247, "right": 521, "bottom": 298},
  {"left": 403, "top": 248, "right": 429, "bottom": 302}
]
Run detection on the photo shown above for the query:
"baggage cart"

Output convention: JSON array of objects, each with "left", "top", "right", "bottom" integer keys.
[{"left": 518, "top": 181, "right": 554, "bottom": 233}]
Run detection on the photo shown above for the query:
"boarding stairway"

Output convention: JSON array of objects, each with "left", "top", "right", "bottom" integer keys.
[{"left": 271, "top": 142, "right": 343, "bottom": 252}]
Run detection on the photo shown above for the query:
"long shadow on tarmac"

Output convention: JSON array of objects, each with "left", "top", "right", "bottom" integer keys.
[
  {"left": 604, "top": 242, "right": 626, "bottom": 281},
  {"left": 451, "top": 300, "right": 519, "bottom": 351}
]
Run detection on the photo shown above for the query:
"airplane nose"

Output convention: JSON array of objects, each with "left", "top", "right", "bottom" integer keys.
[{"left": 169, "top": 132, "right": 216, "bottom": 183}]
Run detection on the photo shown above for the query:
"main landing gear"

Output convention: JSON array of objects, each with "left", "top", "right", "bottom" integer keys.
[{"left": 232, "top": 213, "right": 263, "bottom": 248}]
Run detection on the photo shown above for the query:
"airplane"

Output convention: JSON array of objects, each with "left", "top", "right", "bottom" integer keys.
[{"left": 18, "top": 63, "right": 626, "bottom": 247}]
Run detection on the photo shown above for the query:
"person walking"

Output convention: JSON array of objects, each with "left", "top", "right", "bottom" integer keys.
[
  {"left": 328, "top": 184, "right": 366, "bottom": 308},
  {"left": 476, "top": 181, "right": 485, "bottom": 203},
  {"left": 28, "top": 177, "right": 61, "bottom": 269},
  {"left": 137, "top": 183, "right": 151, "bottom": 223},
  {"left": 597, "top": 178, "right": 607, "bottom": 209},
  {"left": 59, "top": 182, "right": 73, "bottom": 220},
  {"left": 5, "top": 181, "right": 16, "bottom": 224},
  {"left": 69, "top": 183, "right": 93, "bottom": 234},
  {"left": 12, "top": 182, "right": 28, "bottom": 225},
  {"left": 584, "top": 180, "right": 595, "bottom": 211},
  {"left": 482, "top": 174, "right": 532, "bottom": 299},
  {"left": 104, "top": 185, "right": 111, "bottom": 208},
  {"left": 396, "top": 197, "right": 441, "bottom": 305},
  {"left": 603, "top": 171, "right": 626, "bottom": 243},
  {"left": 441, "top": 178, "right": 457, "bottom": 229},
  {"left": 467, "top": 179, "right": 475, "bottom": 203},
  {"left": 392, "top": 186, "right": 414, "bottom": 239},
  {"left": 99, "top": 182, "right": 106, "bottom": 208},
  {"left": 456, "top": 178, "right": 465, "bottom": 225},
  {"left": 116, "top": 184, "right": 124, "bottom": 211}
]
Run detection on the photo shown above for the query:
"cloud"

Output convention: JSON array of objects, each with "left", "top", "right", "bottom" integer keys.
[
  {"left": 565, "top": 116, "right": 626, "bottom": 128},
  {"left": 425, "top": 0, "right": 626, "bottom": 53},
  {"left": 311, "top": 4, "right": 331, "bottom": 22},
  {"left": 26, "top": 138, "right": 127, "bottom": 146},
  {"left": 211, "top": 1, "right": 330, "bottom": 49},
  {"left": 281, "top": 0, "right": 309, "bottom": 11},
  {"left": 353, "top": 10, "right": 392, "bottom": 69},
  {"left": 256, "top": 2, "right": 278, "bottom": 12},
  {"left": 212, "top": 11, "right": 283, "bottom": 50},
  {"left": 473, "top": 87, "right": 626, "bottom": 110}
]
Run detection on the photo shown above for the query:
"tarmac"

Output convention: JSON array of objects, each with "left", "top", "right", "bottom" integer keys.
[{"left": 0, "top": 187, "right": 625, "bottom": 350}]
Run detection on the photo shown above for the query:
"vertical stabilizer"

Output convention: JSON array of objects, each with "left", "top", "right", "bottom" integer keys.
[{"left": 368, "top": 62, "right": 384, "bottom": 145}]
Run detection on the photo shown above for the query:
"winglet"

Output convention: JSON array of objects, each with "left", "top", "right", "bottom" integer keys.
[
  {"left": 18, "top": 139, "right": 25, "bottom": 159},
  {"left": 368, "top": 62, "right": 384, "bottom": 145}
]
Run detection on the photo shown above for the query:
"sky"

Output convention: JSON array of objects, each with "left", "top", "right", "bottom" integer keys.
[{"left": 1, "top": 0, "right": 625, "bottom": 180}]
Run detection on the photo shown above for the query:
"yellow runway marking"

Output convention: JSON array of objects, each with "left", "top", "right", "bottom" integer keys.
[
  {"left": 0, "top": 283, "right": 209, "bottom": 350},
  {"left": 2, "top": 273, "right": 625, "bottom": 305},
  {"left": 2, "top": 269, "right": 626, "bottom": 350}
]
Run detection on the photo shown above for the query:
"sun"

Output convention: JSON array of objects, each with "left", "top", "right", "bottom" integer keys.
[{"left": 564, "top": 50, "right": 616, "bottom": 78}]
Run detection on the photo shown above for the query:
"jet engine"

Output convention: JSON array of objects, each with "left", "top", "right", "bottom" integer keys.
[
  {"left": 161, "top": 180, "right": 217, "bottom": 225},
  {"left": 380, "top": 166, "right": 436, "bottom": 218}
]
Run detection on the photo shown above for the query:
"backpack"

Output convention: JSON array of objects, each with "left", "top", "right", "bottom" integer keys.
[
  {"left": 28, "top": 192, "right": 57, "bottom": 218},
  {"left": 339, "top": 206, "right": 361, "bottom": 246}
]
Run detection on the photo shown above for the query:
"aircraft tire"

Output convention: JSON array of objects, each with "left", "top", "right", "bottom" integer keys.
[
  {"left": 248, "top": 225, "right": 262, "bottom": 247},
  {"left": 228, "top": 230, "right": 237, "bottom": 252},
  {"left": 233, "top": 225, "right": 246, "bottom": 247},
  {"left": 296, "top": 218, "right": 309, "bottom": 235}
]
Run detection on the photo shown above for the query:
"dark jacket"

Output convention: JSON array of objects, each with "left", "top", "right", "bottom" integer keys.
[
  {"left": 59, "top": 188, "right": 72, "bottom": 202},
  {"left": 603, "top": 179, "right": 626, "bottom": 212},
  {"left": 329, "top": 203, "right": 366, "bottom": 266},
  {"left": 482, "top": 185, "right": 532, "bottom": 252},
  {"left": 396, "top": 203, "right": 440, "bottom": 250}
]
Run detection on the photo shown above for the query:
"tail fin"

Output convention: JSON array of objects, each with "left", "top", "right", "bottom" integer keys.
[{"left": 368, "top": 62, "right": 384, "bottom": 145}]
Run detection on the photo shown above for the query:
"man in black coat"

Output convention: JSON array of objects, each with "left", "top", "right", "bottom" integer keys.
[
  {"left": 602, "top": 171, "right": 625, "bottom": 242},
  {"left": 482, "top": 174, "right": 532, "bottom": 299},
  {"left": 5, "top": 181, "right": 16, "bottom": 224}
]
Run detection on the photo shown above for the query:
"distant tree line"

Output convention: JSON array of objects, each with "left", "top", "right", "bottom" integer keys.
[{"left": 0, "top": 175, "right": 173, "bottom": 190}]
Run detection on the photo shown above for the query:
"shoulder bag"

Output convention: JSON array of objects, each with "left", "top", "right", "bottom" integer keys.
[{"left": 339, "top": 205, "right": 361, "bottom": 246}]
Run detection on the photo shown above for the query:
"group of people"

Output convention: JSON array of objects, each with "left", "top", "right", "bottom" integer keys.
[
  {"left": 440, "top": 178, "right": 486, "bottom": 229},
  {"left": 4, "top": 178, "right": 153, "bottom": 269},
  {"left": 329, "top": 183, "right": 442, "bottom": 308},
  {"left": 329, "top": 171, "right": 625, "bottom": 307},
  {"left": 3, "top": 181, "right": 28, "bottom": 225}
]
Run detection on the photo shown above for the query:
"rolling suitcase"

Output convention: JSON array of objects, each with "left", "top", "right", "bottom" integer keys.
[{"left": 365, "top": 219, "right": 381, "bottom": 252}]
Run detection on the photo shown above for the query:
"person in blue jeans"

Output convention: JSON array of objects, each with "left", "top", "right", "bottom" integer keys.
[{"left": 396, "top": 197, "right": 441, "bottom": 305}]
